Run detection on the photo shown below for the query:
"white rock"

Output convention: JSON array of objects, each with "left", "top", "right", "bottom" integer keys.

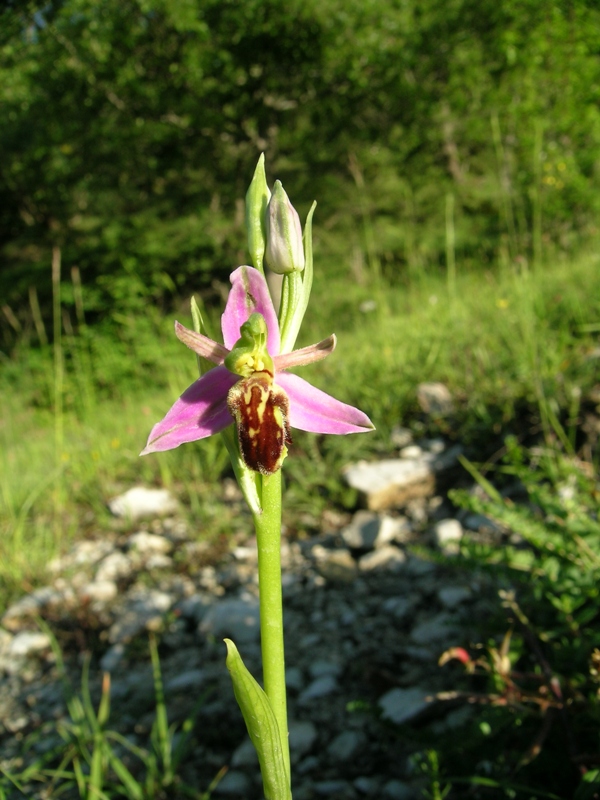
[
  {"left": 382, "top": 596, "right": 419, "bottom": 621},
  {"left": 327, "top": 729, "right": 367, "bottom": 762},
  {"left": 378, "top": 687, "right": 432, "bottom": 725},
  {"left": 231, "top": 737, "right": 258, "bottom": 767},
  {"left": 344, "top": 447, "right": 461, "bottom": 511},
  {"left": 108, "top": 486, "right": 178, "bottom": 520},
  {"left": 2, "top": 587, "right": 66, "bottom": 629},
  {"left": 383, "top": 779, "right": 416, "bottom": 799},
  {"left": 426, "top": 438, "right": 446, "bottom": 455},
  {"left": 358, "top": 546, "right": 406, "bottom": 572},
  {"left": 410, "top": 612, "right": 456, "bottom": 645},
  {"left": 199, "top": 595, "right": 260, "bottom": 644},
  {"left": 296, "top": 756, "right": 319, "bottom": 777},
  {"left": 344, "top": 459, "right": 433, "bottom": 511},
  {"left": 437, "top": 586, "right": 471, "bottom": 608},
  {"left": 400, "top": 445, "right": 423, "bottom": 459},
  {"left": 391, "top": 426, "right": 413, "bottom": 448},
  {"left": 355, "top": 776, "right": 381, "bottom": 794},
  {"left": 298, "top": 675, "right": 339, "bottom": 704},
  {"left": 434, "top": 519, "right": 463, "bottom": 550},
  {"left": 285, "top": 666, "right": 304, "bottom": 692},
  {"left": 3, "top": 600, "right": 42, "bottom": 631},
  {"left": 342, "top": 511, "right": 381, "bottom": 549},
  {"left": 213, "top": 769, "right": 251, "bottom": 795},
  {"left": 342, "top": 512, "right": 410, "bottom": 551},
  {"left": 314, "top": 780, "right": 352, "bottom": 796},
  {"left": 463, "top": 513, "right": 502, "bottom": 535},
  {"left": 96, "top": 552, "right": 133, "bottom": 583},
  {"left": 417, "top": 382, "right": 454, "bottom": 416},
  {"left": 165, "top": 669, "right": 206, "bottom": 693},
  {"left": 309, "top": 660, "right": 342, "bottom": 679},
  {"left": 312, "top": 546, "right": 357, "bottom": 582},
  {"left": 376, "top": 515, "right": 412, "bottom": 547},
  {"left": 79, "top": 580, "right": 118, "bottom": 603},
  {"left": 0, "top": 628, "right": 12, "bottom": 654},
  {"left": 49, "top": 540, "right": 114, "bottom": 573},
  {"left": 108, "top": 589, "right": 174, "bottom": 643},
  {"left": 289, "top": 719, "right": 318, "bottom": 757},
  {"left": 404, "top": 557, "right": 437, "bottom": 576},
  {"left": 8, "top": 631, "right": 52, "bottom": 658},
  {"left": 127, "top": 531, "right": 173, "bottom": 554},
  {"left": 100, "top": 643, "right": 125, "bottom": 672},
  {"left": 232, "top": 545, "right": 257, "bottom": 562},
  {"left": 145, "top": 554, "right": 173, "bottom": 570},
  {"left": 178, "top": 594, "right": 212, "bottom": 624}
]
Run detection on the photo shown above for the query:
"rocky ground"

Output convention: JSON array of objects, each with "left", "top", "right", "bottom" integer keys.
[{"left": 0, "top": 425, "right": 510, "bottom": 800}]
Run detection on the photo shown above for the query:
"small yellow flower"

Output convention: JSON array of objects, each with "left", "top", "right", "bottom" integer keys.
[{"left": 496, "top": 298, "right": 509, "bottom": 309}]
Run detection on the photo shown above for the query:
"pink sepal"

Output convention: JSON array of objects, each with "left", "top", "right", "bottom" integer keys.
[
  {"left": 141, "top": 366, "right": 238, "bottom": 454},
  {"left": 277, "top": 373, "right": 374, "bottom": 435}
]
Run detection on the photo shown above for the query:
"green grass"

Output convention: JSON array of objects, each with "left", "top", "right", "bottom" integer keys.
[
  {"left": 0, "top": 630, "right": 222, "bottom": 799},
  {"left": 1, "top": 251, "right": 599, "bottom": 609},
  {"left": 1, "top": 250, "right": 600, "bottom": 799}
]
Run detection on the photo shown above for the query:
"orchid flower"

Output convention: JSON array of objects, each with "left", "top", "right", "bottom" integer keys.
[{"left": 141, "top": 265, "right": 373, "bottom": 473}]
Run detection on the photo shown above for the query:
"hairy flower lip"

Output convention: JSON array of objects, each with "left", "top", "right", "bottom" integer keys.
[{"left": 141, "top": 266, "right": 374, "bottom": 456}]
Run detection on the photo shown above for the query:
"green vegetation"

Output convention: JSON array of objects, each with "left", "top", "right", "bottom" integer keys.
[
  {"left": 2, "top": 0, "right": 600, "bottom": 796},
  {"left": 3, "top": 252, "right": 599, "bottom": 604},
  {"left": 440, "top": 445, "right": 600, "bottom": 799},
  {"left": 2, "top": 252, "right": 600, "bottom": 797},
  {"left": 2, "top": 0, "right": 600, "bottom": 347},
  {"left": 0, "top": 632, "right": 222, "bottom": 798}
]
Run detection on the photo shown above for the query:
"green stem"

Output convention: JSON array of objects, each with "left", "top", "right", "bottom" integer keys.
[{"left": 253, "top": 469, "right": 290, "bottom": 787}]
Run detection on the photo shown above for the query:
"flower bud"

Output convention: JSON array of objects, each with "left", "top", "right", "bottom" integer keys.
[
  {"left": 265, "top": 181, "right": 305, "bottom": 275},
  {"left": 245, "top": 154, "right": 270, "bottom": 274}
]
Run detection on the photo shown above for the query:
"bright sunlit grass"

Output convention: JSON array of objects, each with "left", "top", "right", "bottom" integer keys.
[{"left": 1, "top": 252, "right": 599, "bottom": 609}]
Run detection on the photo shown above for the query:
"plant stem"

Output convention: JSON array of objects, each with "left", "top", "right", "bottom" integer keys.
[{"left": 253, "top": 469, "right": 291, "bottom": 787}]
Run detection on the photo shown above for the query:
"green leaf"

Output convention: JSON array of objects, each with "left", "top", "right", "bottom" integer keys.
[
  {"left": 190, "top": 296, "right": 215, "bottom": 377},
  {"left": 224, "top": 639, "right": 291, "bottom": 800}
]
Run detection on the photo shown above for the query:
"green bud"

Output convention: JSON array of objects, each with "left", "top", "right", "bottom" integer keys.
[
  {"left": 265, "top": 181, "right": 305, "bottom": 275},
  {"left": 245, "top": 154, "right": 270, "bottom": 274}
]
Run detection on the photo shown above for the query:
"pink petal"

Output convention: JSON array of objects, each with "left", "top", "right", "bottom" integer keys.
[
  {"left": 274, "top": 335, "right": 336, "bottom": 370},
  {"left": 141, "top": 366, "right": 238, "bottom": 454},
  {"left": 276, "top": 372, "right": 374, "bottom": 435},
  {"left": 175, "top": 321, "right": 229, "bottom": 364},
  {"left": 221, "top": 266, "right": 280, "bottom": 355}
]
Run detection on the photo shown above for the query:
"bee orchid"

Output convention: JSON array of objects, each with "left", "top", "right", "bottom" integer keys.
[{"left": 142, "top": 266, "right": 373, "bottom": 474}]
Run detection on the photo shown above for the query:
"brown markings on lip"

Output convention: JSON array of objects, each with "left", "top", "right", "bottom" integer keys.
[{"left": 227, "top": 371, "right": 292, "bottom": 475}]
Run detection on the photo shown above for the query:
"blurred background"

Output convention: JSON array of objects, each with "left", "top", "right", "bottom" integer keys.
[
  {"left": 2, "top": 0, "right": 599, "bottom": 349},
  {"left": 2, "top": 3, "right": 600, "bottom": 797}
]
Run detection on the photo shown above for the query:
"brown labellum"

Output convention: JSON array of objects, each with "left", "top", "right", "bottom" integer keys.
[{"left": 227, "top": 371, "right": 292, "bottom": 475}]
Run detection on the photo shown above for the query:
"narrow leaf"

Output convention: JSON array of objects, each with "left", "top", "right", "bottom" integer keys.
[
  {"left": 225, "top": 639, "right": 291, "bottom": 800},
  {"left": 190, "top": 296, "right": 218, "bottom": 375}
]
